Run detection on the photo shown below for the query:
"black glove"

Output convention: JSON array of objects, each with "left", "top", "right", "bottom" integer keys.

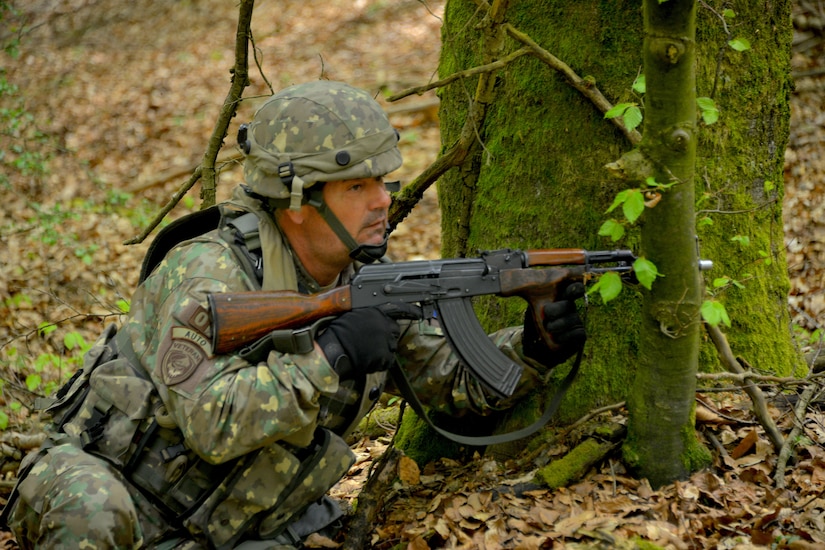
[
  {"left": 522, "top": 282, "right": 587, "bottom": 368},
  {"left": 317, "top": 303, "right": 422, "bottom": 378}
]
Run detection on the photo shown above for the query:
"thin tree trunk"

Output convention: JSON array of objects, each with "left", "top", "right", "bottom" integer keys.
[{"left": 622, "top": 0, "right": 710, "bottom": 487}]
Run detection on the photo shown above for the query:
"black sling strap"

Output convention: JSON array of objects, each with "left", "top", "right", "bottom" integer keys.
[{"left": 388, "top": 348, "right": 583, "bottom": 447}]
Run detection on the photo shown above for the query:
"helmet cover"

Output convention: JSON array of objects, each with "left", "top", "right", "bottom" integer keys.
[{"left": 242, "top": 81, "right": 402, "bottom": 201}]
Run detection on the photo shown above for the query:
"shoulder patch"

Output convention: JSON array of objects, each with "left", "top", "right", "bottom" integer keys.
[{"left": 160, "top": 327, "right": 212, "bottom": 385}]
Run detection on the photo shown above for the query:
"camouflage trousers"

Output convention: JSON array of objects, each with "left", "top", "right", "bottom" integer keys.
[
  {"left": 4, "top": 444, "right": 294, "bottom": 550},
  {"left": 7, "top": 443, "right": 146, "bottom": 549},
  {"left": 5, "top": 443, "right": 300, "bottom": 550}
]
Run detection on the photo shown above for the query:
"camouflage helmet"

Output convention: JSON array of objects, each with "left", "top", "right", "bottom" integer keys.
[{"left": 241, "top": 81, "right": 402, "bottom": 209}]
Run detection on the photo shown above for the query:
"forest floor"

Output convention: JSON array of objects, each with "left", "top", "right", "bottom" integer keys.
[{"left": 1, "top": 1, "right": 825, "bottom": 548}]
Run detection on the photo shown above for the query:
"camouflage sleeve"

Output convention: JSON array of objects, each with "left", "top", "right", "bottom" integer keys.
[
  {"left": 124, "top": 240, "right": 338, "bottom": 464},
  {"left": 386, "top": 319, "right": 548, "bottom": 417}
]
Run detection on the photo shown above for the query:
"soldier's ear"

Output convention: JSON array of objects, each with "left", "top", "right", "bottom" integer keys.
[{"left": 282, "top": 204, "right": 310, "bottom": 225}]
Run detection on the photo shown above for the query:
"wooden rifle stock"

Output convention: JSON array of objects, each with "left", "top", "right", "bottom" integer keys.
[{"left": 208, "top": 286, "right": 353, "bottom": 354}]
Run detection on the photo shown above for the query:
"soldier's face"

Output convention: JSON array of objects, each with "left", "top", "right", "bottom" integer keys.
[{"left": 322, "top": 177, "right": 392, "bottom": 247}]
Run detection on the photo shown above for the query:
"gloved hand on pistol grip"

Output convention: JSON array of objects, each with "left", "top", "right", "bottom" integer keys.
[
  {"left": 522, "top": 282, "right": 587, "bottom": 368},
  {"left": 316, "top": 303, "right": 422, "bottom": 378}
]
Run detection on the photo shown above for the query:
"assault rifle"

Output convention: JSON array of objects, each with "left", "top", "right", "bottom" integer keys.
[{"left": 207, "top": 248, "right": 637, "bottom": 398}]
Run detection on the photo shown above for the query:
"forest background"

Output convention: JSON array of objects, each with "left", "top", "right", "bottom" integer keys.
[{"left": 2, "top": 0, "right": 825, "bottom": 548}]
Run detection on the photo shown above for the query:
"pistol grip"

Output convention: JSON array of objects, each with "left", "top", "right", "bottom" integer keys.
[{"left": 530, "top": 298, "right": 571, "bottom": 352}]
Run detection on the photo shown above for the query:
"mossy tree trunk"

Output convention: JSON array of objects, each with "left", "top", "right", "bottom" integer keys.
[
  {"left": 397, "top": 0, "right": 801, "bottom": 476},
  {"left": 620, "top": 0, "right": 707, "bottom": 487}
]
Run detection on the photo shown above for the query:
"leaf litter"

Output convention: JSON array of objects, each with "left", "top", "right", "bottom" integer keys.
[{"left": 1, "top": 1, "right": 825, "bottom": 548}]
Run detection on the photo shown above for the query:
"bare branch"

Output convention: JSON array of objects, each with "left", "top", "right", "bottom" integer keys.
[
  {"left": 504, "top": 23, "right": 642, "bottom": 145},
  {"left": 705, "top": 323, "right": 785, "bottom": 452},
  {"left": 387, "top": 47, "right": 530, "bottom": 101},
  {"left": 774, "top": 382, "right": 821, "bottom": 488},
  {"left": 123, "top": 168, "right": 202, "bottom": 245},
  {"left": 125, "top": 0, "right": 254, "bottom": 245}
]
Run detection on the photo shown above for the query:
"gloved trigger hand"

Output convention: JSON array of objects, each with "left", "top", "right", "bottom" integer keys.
[
  {"left": 377, "top": 302, "right": 424, "bottom": 321},
  {"left": 522, "top": 282, "right": 586, "bottom": 368},
  {"left": 316, "top": 306, "right": 404, "bottom": 379}
]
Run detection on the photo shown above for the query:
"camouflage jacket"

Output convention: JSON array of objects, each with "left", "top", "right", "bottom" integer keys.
[{"left": 94, "top": 187, "right": 545, "bottom": 545}]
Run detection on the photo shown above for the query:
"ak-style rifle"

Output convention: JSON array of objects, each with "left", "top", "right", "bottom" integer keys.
[{"left": 207, "top": 248, "right": 638, "bottom": 398}]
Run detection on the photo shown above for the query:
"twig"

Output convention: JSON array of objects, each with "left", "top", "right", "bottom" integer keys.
[
  {"left": 774, "top": 382, "right": 819, "bottom": 488},
  {"left": 517, "top": 402, "right": 626, "bottom": 468},
  {"left": 705, "top": 323, "right": 785, "bottom": 452},
  {"left": 388, "top": 141, "right": 467, "bottom": 229},
  {"left": 123, "top": 169, "right": 202, "bottom": 245},
  {"left": 125, "top": 150, "right": 242, "bottom": 193},
  {"left": 387, "top": 47, "right": 531, "bottom": 101},
  {"left": 124, "top": 0, "right": 254, "bottom": 245},
  {"left": 696, "top": 371, "right": 825, "bottom": 385},
  {"left": 342, "top": 447, "right": 403, "bottom": 550},
  {"left": 503, "top": 23, "right": 642, "bottom": 145}
]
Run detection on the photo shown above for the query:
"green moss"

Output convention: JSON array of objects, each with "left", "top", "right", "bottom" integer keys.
[
  {"left": 433, "top": 0, "right": 800, "bottom": 478},
  {"left": 534, "top": 438, "right": 610, "bottom": 489},
  {"left": 681, "top": 420, "right": 712, "bottom": 472},
  {"left": 394, "top": 410, "right": 482, "bottom": 467},
  {"left": 630, "top": 537, "right": 666, "bottom": 550}
]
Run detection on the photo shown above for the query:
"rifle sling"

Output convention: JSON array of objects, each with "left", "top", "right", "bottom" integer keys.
[{"left": 389, "top": 348, "right": 582, "bottom": 447}]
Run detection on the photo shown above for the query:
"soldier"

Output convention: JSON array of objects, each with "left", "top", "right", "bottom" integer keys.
[{"left": 3, "top": 81, "right": 585, "bottom": 549}]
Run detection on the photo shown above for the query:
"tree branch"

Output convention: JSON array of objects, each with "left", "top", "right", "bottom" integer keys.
[
  {"left": 774, "top": 381, "right": 820, "bottom": 488},
  {"left": 387, "top": 47, "right": 530, "bottom": 101},
  {"left": 388, "top": 0, "right": 510, "bottom": 237},
  {"left": 124, "top": 0, "right": 254, "bottom": 245},
  {"left": 199, "top": 0, "right": 253, "bottom": 207},
  {"left": 705, "top": 323, "right": 785, "bottom": 452},
  {"left": 504, "top": 23, "right": 642, "bottom": 145},
  {"left": 696, "top": 371, "right": 825, "bottom": 385},
  {"left": 342, "top": 447, "right": 403, "bottom": 550}
]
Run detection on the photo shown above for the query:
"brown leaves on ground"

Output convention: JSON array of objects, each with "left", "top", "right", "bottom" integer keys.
[{"left": 336, "top": 394, "right": 825, "bottom": 550}]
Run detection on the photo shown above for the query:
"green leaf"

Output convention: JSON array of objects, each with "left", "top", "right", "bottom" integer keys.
[
  {"left": 25, "top": 373, "right": 42, "bottom": 392},
  {"left": 701, "top": 300, "right": 731, "bottom": 327},
  {"left": 623, "top": 105, "right": 643, "bottom": 132},
  {"left": 598, "top": 219, "right": 625, "bottom": 242},
  {"left": 696, "top": 97, "right": 716, "bottom": 111},
  {"left": 606, "top": 189, "right": 631, "bottom": 213},
  {"left": 0, "top": 410, "right": 8, "bottom": 430},
  {"left": 589, "top": 271, "right": 623, "bottom": 303},
  {"left": 723, "top": 9, "right": 735, "bottom": 19},
  {"left": 632, "top": 74, "right": 646, "bottom": 94},
  {"left": 64, "top": 331, "right": 87, "bottom": 351},
  {"left": 728, "top": 38, "right": 751, "bottom": 52},
  {"left": 605, "top": 103, "right": 634, "bottom": 119},
  {"left": 764, "top": 180, "right": 775, "bottom": 193},
  {"left": 701, "top": 107, "right": 719, "bottom": 125},
  {"left": 117, "top": 299, "right": 131, "bottom": 313},
  {"left": 698, "top": 216, "right": 714, "bottom": 227},
  {"left": 697, "top": 97, "right": 719, "bottom": 125},
  {"left": 622, "top": 189, "right": 645, "bottom": 223},
  {"left": 712, "top": 277, "right": 730, "bottom": 288},
  {"left": 38, "top": 322, "right": 57, "bottom": 337},
  {"left": 633, "top": 257, "right": 661, "bottom": 290}
]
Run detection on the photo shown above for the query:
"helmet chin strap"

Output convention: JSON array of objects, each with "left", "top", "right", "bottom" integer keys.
[{"left": 307, "top": 188, "right": 388, "bottom": 264}]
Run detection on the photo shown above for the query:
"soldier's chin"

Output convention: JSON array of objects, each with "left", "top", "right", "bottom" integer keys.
[{"left": 360, "top": 228, "right": 388, "bottom": 244}]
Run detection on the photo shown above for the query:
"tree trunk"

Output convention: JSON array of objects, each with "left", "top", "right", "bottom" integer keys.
[
  {"left": 400, "top": 0, "right": 801, "bottom": 475},
  {"left": 621, "top": 0, "right": 708, "bottom": 487}
]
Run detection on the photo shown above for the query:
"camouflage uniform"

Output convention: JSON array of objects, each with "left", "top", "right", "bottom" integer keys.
[{"left": 4, "top": 82, "right": 550, "bottom": 549}]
